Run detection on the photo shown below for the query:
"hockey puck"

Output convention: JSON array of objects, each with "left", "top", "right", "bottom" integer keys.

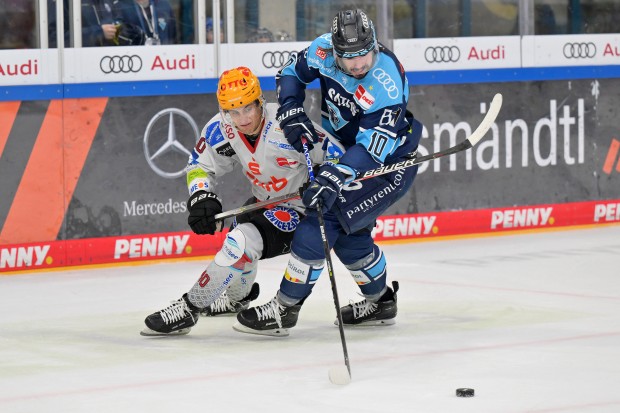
[{"left": 456, "top": 388, "right": 475, "bottom": 397}]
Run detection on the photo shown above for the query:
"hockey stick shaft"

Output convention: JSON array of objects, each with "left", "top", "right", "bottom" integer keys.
[
  {"left": 317, "top": 198, "right": 351, "bottom": 377},
  {"left": 214, "top": 93, "right": 502, "bottom": 222},
  {"left": 301, "top": 137, "right": 350, "bottom": 377}
]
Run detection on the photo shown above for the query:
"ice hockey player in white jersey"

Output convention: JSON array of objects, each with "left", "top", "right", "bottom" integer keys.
[{"left": 141, "top": 66, "right": 343, "bottom": 336}]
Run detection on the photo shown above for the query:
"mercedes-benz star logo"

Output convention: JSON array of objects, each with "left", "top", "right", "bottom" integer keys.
[{"left": 143, "top": 108, "right": 200, "bottom": 179}]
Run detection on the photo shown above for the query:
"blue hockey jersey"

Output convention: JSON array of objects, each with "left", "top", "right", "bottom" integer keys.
[{"left": 277, "top": 33, "right": 413, "bottom": 178}]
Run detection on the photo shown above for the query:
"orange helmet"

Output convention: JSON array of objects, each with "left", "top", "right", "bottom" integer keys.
[{"left": 217, "top": 66, "right": 263, "bottom": 110}]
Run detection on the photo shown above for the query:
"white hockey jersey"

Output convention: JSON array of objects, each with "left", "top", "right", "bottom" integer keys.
[{"left": 186, "top": 102, "right": 344, "bottom": 213}]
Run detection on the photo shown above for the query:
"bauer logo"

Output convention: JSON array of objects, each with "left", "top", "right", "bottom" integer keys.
[
  {"left": 490, "top": 207, "right": 554, "bottom": 230},
  {"left": 593, "top": 202, "right": 620, "bottom": 223},
  {"left": 1, "top": 245, "right": 51, "bottom": 269},
  {"left": 114, "top": 235, "right": 189, "bottom": 259}
]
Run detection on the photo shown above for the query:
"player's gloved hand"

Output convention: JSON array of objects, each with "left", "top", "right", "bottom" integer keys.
[
  {"left": 302, "top": 163, "right": 344, "bottom": 213},
  {"left": 276, "top": 102, "right": 318, "bottom": 152},
  {"left": 187, "top": 191, "right": 223, "bottom": 235}
]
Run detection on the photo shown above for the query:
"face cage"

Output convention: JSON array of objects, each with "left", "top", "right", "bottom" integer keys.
[
  {"left": 334, "top": 49, "right": 378, "bottom": 77},
  {"left": 219, "top": 96, "right": 266, "bottom": 130}
]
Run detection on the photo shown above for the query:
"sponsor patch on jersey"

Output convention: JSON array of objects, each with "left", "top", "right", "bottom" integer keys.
[
  {"left": 263, "top": 206, "right": 300, "bottom": 232},
  {"left": 354, "top": 85, "right": 375, "bottom": 110},
  {"left": 267, "top": 138, "right": 295, "bottom": 151},
  {"left": 189, "top": 180, "right": 208, "bottom": 194},
  {"left": 276, "top": 157, "right": 300, "bottom": 168},
  {"left": 216, "top": 142, "right": 236, "bottom": 157},
  {"left": 223, "top": 123, "right": 237, "bottom": 141},
  {"left": 315, "top": 47, "right": 328, "bottom": 60},
  {"left": 205, "top": 122, "right": 225, "bottom": 146}
]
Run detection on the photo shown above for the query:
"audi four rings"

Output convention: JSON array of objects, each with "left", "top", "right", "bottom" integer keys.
[
  {"left": 262, "top": 51, "right": 296, "bottom": 69},
  {"left": 424, "top": 46, "right": 461, "bottom": 63},
  {"left": 100, "top": 55, "right": 143, "bottom": 74},
  {"left": 372, "top": 68, "right": 399, "bottom": 99},
  {"left": 563, "top": 42, "right": 596, "bottom": 59}
]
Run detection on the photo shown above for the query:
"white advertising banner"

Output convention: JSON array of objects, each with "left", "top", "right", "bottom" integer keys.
[
  {"left": 218, "top": 41, "right": 308, "bottom": 77},
  {"left": 522, "top": 34, "right": 620, "bottom": 67},
  {"left": 61, "top": 44, "right": 216, "bottom": 83},
  {"left": 394, "top": 36, "right": 521, "bottom": 71},
  {"left": 0, "top": 49, "right": 60, "bottom": 86},
  {"left": 2, "top": 35, "right": 618, "bottom": 88}
]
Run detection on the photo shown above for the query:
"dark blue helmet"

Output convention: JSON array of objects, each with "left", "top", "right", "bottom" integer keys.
[{"left": 331, "top": 9, "right": 377, "bottom": 58}]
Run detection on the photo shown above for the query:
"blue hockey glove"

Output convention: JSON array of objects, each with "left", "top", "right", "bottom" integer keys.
[
  {"left": 187, "top": 191, "right": 223, "bottom": 235},
  {"left": 302, "top": 163, "right": 345, "bottom": 213},
  {"left": 276, "top": 102, "right": 318, "bottom": 152}
]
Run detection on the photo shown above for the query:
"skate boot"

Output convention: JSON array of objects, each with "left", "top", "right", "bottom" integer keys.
[
  {"left": 200, "top": 283, "right": 260, "bottom": 316},
  {"left": 337, "top": 281, "right": 399, "bottom": 326},
  {"left": 233, "top": 295, "right": 303, "bottom": 337},
  {"left": 141, "top": 294, "right": 199, "bottom": 336}
]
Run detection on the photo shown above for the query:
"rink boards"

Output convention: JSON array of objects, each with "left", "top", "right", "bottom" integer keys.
[{"left": 1, "top": 35, "right": 620, "bottom": 272}]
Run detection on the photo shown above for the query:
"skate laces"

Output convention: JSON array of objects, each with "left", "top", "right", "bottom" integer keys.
[
  {"left": 160, "top": 298, "right": 193, "bottom": 325},
  {"left": 210, "top": 291, "right": 236, "bottom": 313},
  {"left": 254, "top": 297, "right": 285, "bottom": 328},
  {"left": 350, "top": 299, "right": 378, "bottom": 319}
]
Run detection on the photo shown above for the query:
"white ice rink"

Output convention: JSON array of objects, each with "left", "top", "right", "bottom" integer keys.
[{"left": 1, "top": 225, "right": 620, "bottom": 413}]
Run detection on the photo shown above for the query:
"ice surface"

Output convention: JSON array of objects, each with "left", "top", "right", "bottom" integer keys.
[{"left": 1, "top": 226, "right": 620, "bottom": 413}]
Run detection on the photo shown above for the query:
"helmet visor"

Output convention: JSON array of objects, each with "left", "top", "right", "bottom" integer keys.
[{"left": 335, "top": 50, "right": 377, "bottom": 78}]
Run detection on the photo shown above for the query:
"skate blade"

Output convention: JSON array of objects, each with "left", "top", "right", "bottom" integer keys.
[
  {"left": 232, "top": 322, "right": 290, "bottom": 337},
  {"left": 334, "top": 318, "right": 396, "bottom": 327},
  {"left": 140, "top": 327, "right": 192, "bottom": 336}
]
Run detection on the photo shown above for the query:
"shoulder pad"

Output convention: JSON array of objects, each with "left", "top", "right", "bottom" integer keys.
[
  {"left": 306, "top": 34, "right": 335, "bottom": 69},
  {"left": 359, "top": 62, "right": 406, "bottom": 112}
]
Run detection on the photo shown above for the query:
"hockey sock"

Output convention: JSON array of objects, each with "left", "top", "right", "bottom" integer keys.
[
  {"left": 345, "top": 244, "right": 387, "bottom": 302},
  {"left": 277, "top": 251, "right": 324, "bottom": 305},
  {"left": 226, "top": 263, "right": 257, "bottom": 302},
  {"left": 188, "top": 224, "right": 262, "bottom": 308}
]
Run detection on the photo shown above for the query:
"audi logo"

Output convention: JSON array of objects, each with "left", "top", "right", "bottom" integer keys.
[
  {"left": 100, "top": 55, "right": 143, "bottom": 74},
  {"left": 262, "top": 51, "right": 296, "bottom": 69},
  {"left": 563, "top": 42, "right": 596, "bottom": 59},
  {"left": 372, "top": 68, "right": 399, "bottom": 99},
  {"left": 424, "top": 46, "right": 460, "bottom": 63}
]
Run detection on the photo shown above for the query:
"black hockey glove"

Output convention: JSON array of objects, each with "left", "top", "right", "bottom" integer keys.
[
  {"left": 187, "top": 191, "right": 223, "bottom": 235},
  {"left": 301, "top": 163, "right": 344, "bottom": 213},
  {"left": 276, "top": 102, "right": 318, "bottom": 152}
]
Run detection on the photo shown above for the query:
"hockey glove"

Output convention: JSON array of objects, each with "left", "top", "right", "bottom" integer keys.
[
  {"left": 302, "top": 163, "right": 345, "bottom": 213},
  {"left": 187, "top": 191, "right": 223, "bottom": 235},
  {"left": 276, "top": 102, "right": 318, "bottom": 152}
]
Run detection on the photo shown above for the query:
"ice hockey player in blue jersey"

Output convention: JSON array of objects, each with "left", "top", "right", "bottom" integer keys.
[{"left": 234, "top": 9, "right": 424, "bottom": 336}]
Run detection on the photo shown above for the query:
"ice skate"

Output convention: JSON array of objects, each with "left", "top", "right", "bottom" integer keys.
[
  {"left": 337, "top": 281, "right": 399, "bottom": 326},
  {"left": 200, "top": 282, "right": 260, "bottom": 316},
  {"left": 141, "top": 294, "right": 199, "bottom": 336},
  {"left": 233, "top": 295, "right": 302, "bottom": 337}
]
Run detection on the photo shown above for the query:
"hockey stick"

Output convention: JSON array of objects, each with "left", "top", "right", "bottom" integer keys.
[
  {"left": 301, "top": 138, "right": 351, "bottom": 385},
  {"left": 317, "top": 199, "right": 352, "bottom": 385},
  {"left": 214, "top": 93, "right": 503, "bottom": 222}
]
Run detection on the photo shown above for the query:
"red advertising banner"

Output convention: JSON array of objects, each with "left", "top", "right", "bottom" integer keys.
[
  {"left": 372, "top": 199, "right": 620, "bottom": 242},
  {"left": 2, "top": 199, "right": 618, "bottom": 274}
]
